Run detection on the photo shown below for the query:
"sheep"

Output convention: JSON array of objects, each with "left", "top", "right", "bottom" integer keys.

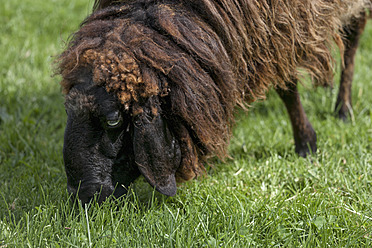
[{"left": 57, "top": 0, "right": 370, "bottom": 204}]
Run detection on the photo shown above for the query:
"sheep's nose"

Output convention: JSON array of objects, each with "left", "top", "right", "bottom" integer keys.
[{"left": 67, "top": 183, "right": 115, "bottom": 206}]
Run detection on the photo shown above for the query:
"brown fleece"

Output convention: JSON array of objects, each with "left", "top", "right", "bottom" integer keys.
[{"left": 57, "top": 0, "right": 369, "bottom": 182}]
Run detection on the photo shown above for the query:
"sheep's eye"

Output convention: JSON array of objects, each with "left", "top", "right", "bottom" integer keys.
[
  {"left": 106, "top": 111, "right": 122, "bottom": 128},
  {"left": 107, "top": 118, "right": 121, "bottom": 127}
]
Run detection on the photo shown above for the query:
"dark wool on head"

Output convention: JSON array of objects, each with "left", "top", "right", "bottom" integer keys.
[{"left": 58, "top": 0, "right": 370, "bottom": 185}]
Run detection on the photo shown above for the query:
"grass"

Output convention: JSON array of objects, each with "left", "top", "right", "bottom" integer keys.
[{"left": 0, "top": 0, "right": 371, "bottom": 247}]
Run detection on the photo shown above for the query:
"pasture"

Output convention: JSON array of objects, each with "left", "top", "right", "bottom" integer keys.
[{"left": 0, "top": 0, "right": 371, "bottom": 246}]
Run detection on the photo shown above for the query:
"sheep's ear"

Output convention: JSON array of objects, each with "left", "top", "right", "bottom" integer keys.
[{"left": 132, "top": 103, "right": 180, "bottom": 196}]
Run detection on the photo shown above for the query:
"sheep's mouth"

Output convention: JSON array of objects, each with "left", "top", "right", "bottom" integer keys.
[{"left": 111, "top": 147, "right": 141, "bottom": 199}]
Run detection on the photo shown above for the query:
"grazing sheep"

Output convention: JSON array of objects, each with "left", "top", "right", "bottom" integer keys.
[{"left": 57, "top": 0, "right": 370, "bottom": 204}]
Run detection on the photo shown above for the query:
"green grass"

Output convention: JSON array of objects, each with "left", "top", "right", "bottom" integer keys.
[{"left": 1, "top": 0, "right": 371, "bottom": 247}]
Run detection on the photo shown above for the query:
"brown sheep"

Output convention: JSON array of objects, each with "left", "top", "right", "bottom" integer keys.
[{"left": 57, "top": 0, "right": 370, "bottom": 204}]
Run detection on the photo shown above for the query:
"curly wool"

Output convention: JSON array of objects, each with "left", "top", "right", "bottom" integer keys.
[
  {"left": 83, "top": 48, "right": 160, "bottom": 110},
  {"left": 58, "top": 0, "right": 369, "bottom": 181}
]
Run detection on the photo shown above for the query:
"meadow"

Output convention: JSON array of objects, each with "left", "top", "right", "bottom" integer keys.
[{"left": 0, "top": 0, "right": 371, "bottom": 247}]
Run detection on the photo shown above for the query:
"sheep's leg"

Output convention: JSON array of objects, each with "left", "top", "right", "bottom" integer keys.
[
  {"left": 276, "top": 81, "right": 317, "bottom": 157},
  {"left": 335, "top": 11, "right": 367, "bottom": 121}
]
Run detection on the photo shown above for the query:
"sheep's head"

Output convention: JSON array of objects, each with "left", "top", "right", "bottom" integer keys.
[
  {"left": 58, "top": 6, "right": 235, "bottom": 204},
  {"left": 61, "top": 48, "right": 189, "bottom": 204},
  {"left": 64, "top": 89, "right": 182, "bottom": 205}
]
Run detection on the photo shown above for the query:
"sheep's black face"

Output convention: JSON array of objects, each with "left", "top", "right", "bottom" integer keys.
[{"left": 63, "top": 81, "right": 181, "bottom": 205}]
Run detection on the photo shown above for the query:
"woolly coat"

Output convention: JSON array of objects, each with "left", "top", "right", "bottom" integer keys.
[{"left": 58, "top": 0, "right": 370, "bottom": 181}]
